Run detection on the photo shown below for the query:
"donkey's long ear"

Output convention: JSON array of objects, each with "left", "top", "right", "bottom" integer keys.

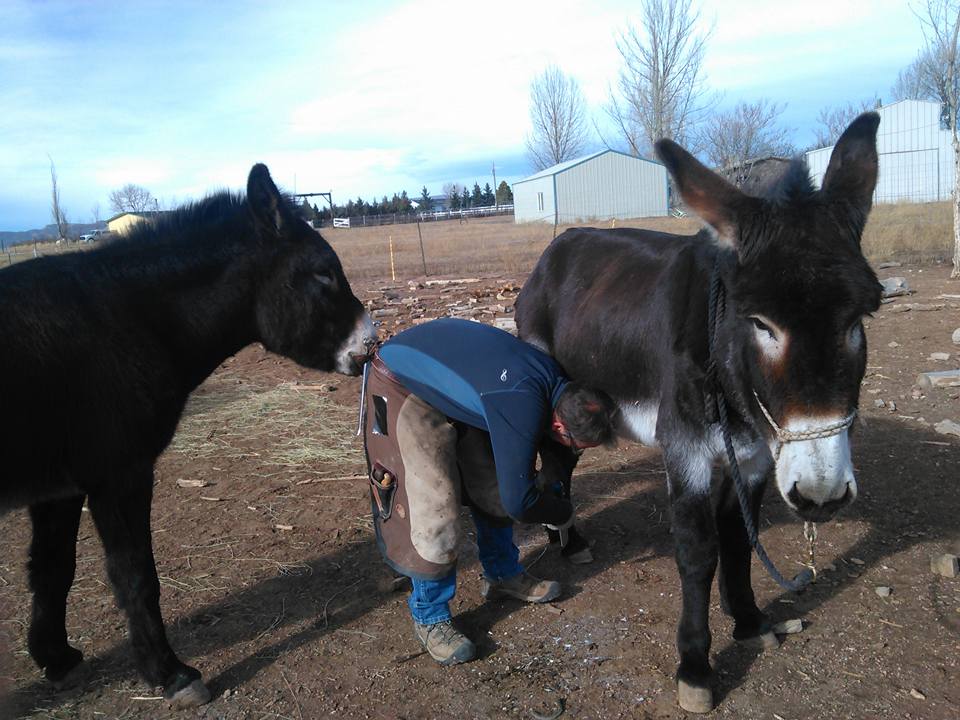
[
  {"left": 247, "top": 163, "right": 295, "bottom": 238},
  {"left": 820, "top": 112, "right": 880, "bottom": 213},
  {"left": 655, "top": 139, "right": 748, "bottom": 249}
]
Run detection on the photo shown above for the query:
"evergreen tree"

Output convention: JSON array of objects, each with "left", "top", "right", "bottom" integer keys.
[
  {"left": 450, "top": 188, "right": 462, "bottom": 210},
  {"left": 496, "top": 180, "right": 514, "bottom": 205},
  {"left": 419, "top": 186, "right": 433, "bottom": 212},
  {"left": 471, "top": 182, "right": 483, "bottom": 207},
  {"left": 460, "top": 186, "right": 470, "bottom": 209},
  {"left": 482, "top": 182, "right": 495, "bottom": 206}
]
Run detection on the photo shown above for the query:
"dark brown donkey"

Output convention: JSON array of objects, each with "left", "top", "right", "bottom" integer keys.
[
  {"left": 0, "top": 164, "right": 377, "bottom": 707},
  {"left": 516, "top": 114, "right": 883, "bottom": 712}
]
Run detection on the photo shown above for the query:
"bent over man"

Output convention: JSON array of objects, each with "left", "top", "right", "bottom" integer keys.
[{"left": 361, "top": 318, "right": 615, "bottom": 665}]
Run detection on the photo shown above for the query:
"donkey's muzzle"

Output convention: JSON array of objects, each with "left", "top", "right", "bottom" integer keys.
[{"left": 787, "top": 483, "right": 854, "bottom": 522}]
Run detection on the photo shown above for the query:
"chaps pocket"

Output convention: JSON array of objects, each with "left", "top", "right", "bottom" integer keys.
[{"left": 370, "top": 462, "right": 397, "bottom": 521}]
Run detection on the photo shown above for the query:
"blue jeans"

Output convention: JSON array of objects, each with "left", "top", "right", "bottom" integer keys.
[{"left": 408, "top": 508, "right": 522, "bottom": 626}]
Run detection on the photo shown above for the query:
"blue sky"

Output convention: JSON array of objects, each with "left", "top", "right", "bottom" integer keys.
[{"left": 0, "top": 0, "right": 923, "bottom": 231}]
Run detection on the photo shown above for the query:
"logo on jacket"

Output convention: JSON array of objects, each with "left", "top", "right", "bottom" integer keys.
[{"left": 500, "top": 369, "right": 508, "bottom": 382}]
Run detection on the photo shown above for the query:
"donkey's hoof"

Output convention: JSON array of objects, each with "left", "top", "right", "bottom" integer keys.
[
  {"left": 564, "top": 547, "right": 594, "bottom": 564},
  {"left": 738, "top": 630, "right": 780, "bottom": 651},
  {"left": 677, "top": 679, "right": 713, "bottom": 714},
  {"left": 166, "top": 679, "right": 212, "bottom": 708},
  {"left": 50, "top": 660, "right": 89, "bottom": 691},
  {"left": 45, "top": 646, "right": 85, "bottom": 687}
]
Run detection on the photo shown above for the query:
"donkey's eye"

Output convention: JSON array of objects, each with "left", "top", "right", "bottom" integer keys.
[
  {"left": 313, "top": 272, "right": 338, "bottom": 291},
  {"left": 749, "top": 316, "right": 775, "bottom": 339}
]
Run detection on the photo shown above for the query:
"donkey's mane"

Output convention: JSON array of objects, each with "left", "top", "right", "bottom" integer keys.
[
  {"left": 111, "top": 189, "right": 298, "bottom": 248},
  {"left": 760, "top": 156, "right": 816, "bottom": 206},
  {"left": 112, "top": 192, "right": 247, "bottom": 247}
]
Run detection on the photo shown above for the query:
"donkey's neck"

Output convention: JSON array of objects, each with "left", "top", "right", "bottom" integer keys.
[{"left": 113, "top": 241, "right": 262, "bottom": 393}]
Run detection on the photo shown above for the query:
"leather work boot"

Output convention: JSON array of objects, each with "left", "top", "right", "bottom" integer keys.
[
  {"left": 481, "top": 572, "right": 561, "bottom": 603},
  {"left": 413, "top": 620, "right": 476, "bottom": 666}
]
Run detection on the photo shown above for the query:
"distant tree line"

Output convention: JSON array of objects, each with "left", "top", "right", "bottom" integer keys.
[{"left": 302, "top": 180, "right": 514, "bottom": 223}]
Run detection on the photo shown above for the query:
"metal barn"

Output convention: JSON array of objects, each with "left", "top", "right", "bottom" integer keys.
[
  {"left": 806, "top": 99, "right": 955, "bottom": 204},
  {"left": 512, "top": 149, "right": 668, "bottom": 223}
]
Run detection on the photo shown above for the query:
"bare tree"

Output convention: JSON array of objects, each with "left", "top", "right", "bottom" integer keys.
[
  {"left": 812, "top": 99, "right": 879, "bottom": 148},
  {"left": 91, "top": 202, "right": 102, "bottom": 224},
  {"left": 525, "top": 65, "right": 590, "bottom": 171},
  {"left": 605, "top": 0, "right": 712, "bottom": 156},
  {"left": 108, "top": 183, "right": 156, "bottom": 214},
  {"left": 699, "top": 99, "right": 794, "bottom": 177},
  {"left": 49, "top": 157, "right": 69, "bottom": 242}
]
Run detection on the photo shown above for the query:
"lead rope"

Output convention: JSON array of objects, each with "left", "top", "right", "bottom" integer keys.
[{"left": 706, "top": 256, "right": 815, "bottom": 593}]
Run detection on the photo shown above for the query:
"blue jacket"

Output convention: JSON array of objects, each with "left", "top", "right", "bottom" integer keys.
[{"left": 378, "top": 318, "right": 572, "bottom": 525}]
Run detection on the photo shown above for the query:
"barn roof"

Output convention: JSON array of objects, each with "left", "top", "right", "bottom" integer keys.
[{"left": 514, "top": 149, "right": 663, "bottom": 185}]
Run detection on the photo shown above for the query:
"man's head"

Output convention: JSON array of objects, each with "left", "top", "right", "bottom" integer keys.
[{"left": 550, "top": 383, "right": 617, "bottom": 451}]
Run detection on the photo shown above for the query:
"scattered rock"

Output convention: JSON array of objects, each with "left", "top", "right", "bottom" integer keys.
[
  {"left": 494, "top": 317, "right": 518, "bottom": 334},
  {"left": 929, "top": 352, "right": 951, "bottom": 361},
  {"left": 850, "top": 557, "right": 865, "bottom": 566},
  {"left": 875, "top": 586, "right": 893, "bottom": 597},
  {"left": 911, "top": 387, "right": 924, "bottom": 400},
  {"left": 931, "top": 553, "right": 959, "bottom": 578},
  {"left": 176, "top": 478, "right": 209, "bottom": 488},
  {"left": 953, "top": 327, "right": 960, "bottom": 345},
  {"left": 917, "top": 370, "right": 960, "bottom": 388},
  {"left": 934, "top": 419, "right": 960, "bottom": 438},
  {"left": 888, "top": 401, "right": 898, "bottom": 412},
  {"left": 880, "top": 276, "right": 911, "bottom": 298},
  {"left": 910, "top": 689, "right": 927, "bottom": 701},
  {"left": 544, "top": 604, "right": 564, "bottom": 616},
  {"left": 772, "top": 619, "right": 804, "bottom": 635},
  {"left": 371, "top": 308, "right": 399, "bottom": 318},
  {"left": 877, "top": 261, "right": 902, "bottom": 269},
  {"left": 888, "top": 341, "right": 900, "bottom": 348},
  {"left": 874, "top": 399, "right": 886, "bottom": 408}
]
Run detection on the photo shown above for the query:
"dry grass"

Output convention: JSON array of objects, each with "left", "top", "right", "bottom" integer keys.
[
  {"left": 327, "top": 203, "right": 956, "bottom": 282},
  {"left": 861, "top": 200, "right": 953, "bottom": 263},
  {"left": 326, "top": 214, "right": 702, "bottom": 280},
  {"left": 168, "top": 384, "right": 360, "bottom": 468}
]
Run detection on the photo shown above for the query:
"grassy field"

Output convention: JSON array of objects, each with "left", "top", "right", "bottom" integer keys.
[
  {"left": 328, "top": 201, "right": 957, "bottom": 281},
  {"left": 5, "top": 200, "right": 955, "bottom": 277}
]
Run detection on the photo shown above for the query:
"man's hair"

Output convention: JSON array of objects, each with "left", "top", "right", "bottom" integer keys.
[{"left": 555, "top": 383, "right": 617, "bottom": 446}]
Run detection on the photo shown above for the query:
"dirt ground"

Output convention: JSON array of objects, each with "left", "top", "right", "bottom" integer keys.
[{"left": 1, "top": 262, "right": 959, "bottom": 720}]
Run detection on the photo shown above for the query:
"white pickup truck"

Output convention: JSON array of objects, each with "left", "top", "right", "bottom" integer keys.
[{"left": 79, "top": 229, "right": 108, "bottom": 243}]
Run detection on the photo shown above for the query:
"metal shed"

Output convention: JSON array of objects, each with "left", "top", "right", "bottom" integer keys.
[
  {"left": 512, "top": 149, "right": 668, "bottom": 223},
  {"left": 806, "top": 99, "right": 955, "bottom": 204}
]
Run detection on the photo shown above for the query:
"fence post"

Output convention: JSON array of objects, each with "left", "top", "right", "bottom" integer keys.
[{"left": 416, "top": 220, "right": 428, "bottom": 277}]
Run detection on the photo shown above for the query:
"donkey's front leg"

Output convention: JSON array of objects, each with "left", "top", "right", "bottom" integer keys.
[
  {"left": 27, "top": 495, "right": 86, "bottom": 683},
  {"left": 715, "top": 471, "right": 777, "bottom": 650},
  {"left": 87, "top": 468, "right": 210, "bottom": 708},
  {"left": 666, "top": 452, "right": 718, "bottom": 714}
]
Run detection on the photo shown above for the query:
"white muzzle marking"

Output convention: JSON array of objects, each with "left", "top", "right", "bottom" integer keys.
[{"left": 335, "top": 312, "right": 376, "bottom": 374}]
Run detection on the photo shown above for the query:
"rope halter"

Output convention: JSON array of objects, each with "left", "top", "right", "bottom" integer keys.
[{"left": 752, "top": 390, "right": 857, "bottom": 461}]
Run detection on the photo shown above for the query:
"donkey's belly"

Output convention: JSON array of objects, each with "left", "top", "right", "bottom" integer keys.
[{"left": 616, "top": 400, "right": 660, "bottom": 447}]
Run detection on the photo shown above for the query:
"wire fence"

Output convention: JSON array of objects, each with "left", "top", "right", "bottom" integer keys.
[{"left": 329, "top": 204, "right": 514, "bottom": 229}]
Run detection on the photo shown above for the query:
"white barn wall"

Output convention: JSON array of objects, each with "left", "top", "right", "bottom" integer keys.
[
  {"left": 513, "top": 150, "right": 668, "bottom": 223},
  {"left": 513, "top": 175, "right": 556, "bottom": 223},
  {"left": 806, "top": 99, "right": 954, "bottom": 204},
  {"left": 555, "top": 151, "right": 668, "bottom": 220}
]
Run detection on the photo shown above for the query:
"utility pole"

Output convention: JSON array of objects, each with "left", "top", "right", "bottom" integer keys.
[{"left": 492, "top": 161, "right": 498, "bottom": 209}]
